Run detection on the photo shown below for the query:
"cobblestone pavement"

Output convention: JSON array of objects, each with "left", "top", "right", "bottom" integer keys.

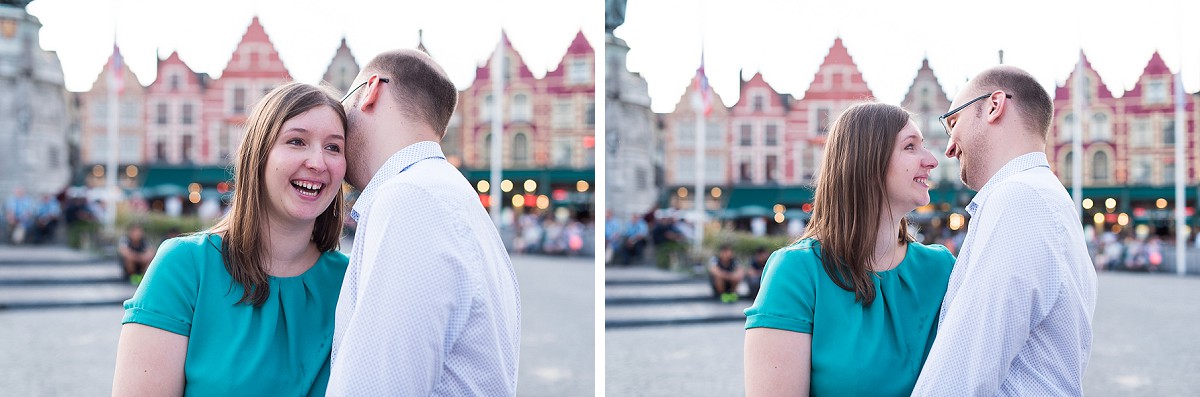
[
  {"left": 605, "top": 266, "right": 1200, "bottom": 396},
  {"left": 0, "top": 245, "right": 595, "bottom": 396}
]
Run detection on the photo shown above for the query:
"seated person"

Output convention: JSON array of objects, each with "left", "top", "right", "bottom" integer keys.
[
  {"left": 746, "top": 247, "right": 770, "bottom": 300},
  {"left": 117, "top": 223, "right": 156, "bottom": 285},
  {"left": 709, "top": 244, "right": 744, "bottom": 303},
  {"left": 32, "top": 195, "right": 61, "bottom": 244}
]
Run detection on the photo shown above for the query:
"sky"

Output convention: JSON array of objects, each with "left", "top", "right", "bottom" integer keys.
[
  {"left": 615, "top": 0, "right": 1200, "bottom": 113},
  {"left": 26, "top": 0, "right": 601, "bottom": 93}
]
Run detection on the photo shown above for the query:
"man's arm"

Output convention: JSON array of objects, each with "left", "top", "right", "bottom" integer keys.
[
  {"left": 912, "top": 185, "right": 1063, "bottom": 396},
  {"left": 327, "top": 185, "right": 472, "bottom": 396}
]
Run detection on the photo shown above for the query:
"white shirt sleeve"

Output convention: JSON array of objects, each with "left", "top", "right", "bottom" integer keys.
[{"left": 912, "top": 183, "right": 1064, "bottom": 396}]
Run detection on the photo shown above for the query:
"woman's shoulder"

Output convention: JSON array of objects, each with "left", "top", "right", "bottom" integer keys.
[
  {"left": 764, "top": 238, "right": 824, "bottom": 273},
  {"left": 907, "top": 242, "right": 955, "bottom": 264},
  {"left": 320, "top": 249, "right": 350, "bottom": 269}
]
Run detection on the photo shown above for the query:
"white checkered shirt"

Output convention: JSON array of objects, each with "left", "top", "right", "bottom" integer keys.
[
  {"left": 327, "top": 141, "right": 521, "bottom": 396},
  {"left": 912, "top": 152, "right": 1097, "bottom": 396}
]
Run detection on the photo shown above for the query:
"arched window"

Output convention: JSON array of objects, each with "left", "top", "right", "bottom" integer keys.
[
  {"left": 512, "top": 133, "right": 528, "bottom": 164},
  {"left": 1093, "top": 151, "right": 1109, "bottom": 184}
]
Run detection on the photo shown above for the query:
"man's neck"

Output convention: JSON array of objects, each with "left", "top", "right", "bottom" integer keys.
[{"left": 979, "top": 134, "right": 1044, "bottom": 189}]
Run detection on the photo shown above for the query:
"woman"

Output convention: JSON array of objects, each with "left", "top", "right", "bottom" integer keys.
[
  {"left": 113, "top": 82, "right": 349, "bottom": 396},
  {"left": 744, "top": 102, "right": 954, "bottom": 396}
]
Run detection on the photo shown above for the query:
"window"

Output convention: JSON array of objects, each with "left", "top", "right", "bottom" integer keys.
[
  {"left": 1090, "top": 112, "right": 1109, "bottom": 141},
  {"left": 480, "top": 95, "right": 494, "bottom": 121},
  {"left": 1061, "top": 113, "right": 1077, "bottom": 143},
  {"left": 511, "top": 94, "right": 530, "bottom": 122},
  {"left": 1092, "top": 152, "right": 1108, "bottom": 184},
  {"left": 232, "top": 87, "right": 246, "bottom": 114},
  {"left": 182, "top": 103, "right": 194, "bottom": 125},
  {"left": 1062, "top": 152, "right": 1073, "bottom": 183},
  {"left": 677, "top": 122, "right": 694, "bottom": 147},
  {"left": 120, "top": 135, "right": 141, "bottom": 163},
  {"left": 1132, "top": 155, "right": 1152, "bottom": 181},
  {"left": 1165, "top": 163, "right": 1176, "bottom": 184},
  {"left": 765, "top": 124, "right": 778, "bottom": 146},
  {"left": 753, "top": 95, "right": 765, "bottom": 112},
  {"left": 816, "top": 107, "right": 831, "bottom": 135},
  {"left": 1164, "top": 119, "right": 1176, "bottom": 145},
  {"left": 674, "top": 156, "right": 694, "bottom": 182},
  {"left": 480, "top": 133, "right": 492, "bottom": 164},
  {"left": 740, "top": 124, "right": 752, "bottom": 146},
  {"left": 568, "top": 58, "right": 590, "bottom": 84},
  {"left": 553, "top": 136, "right": 573, "bottom": 166},
  {"left": 552, "top": 100, "right": 574, "bottom": 129},
  {"left": 156, "top": 140, "right": 167, "bottom": 162},
  {"left": 635, "top": 167, "right": 648, "bottom": 189},
  {"left": 121, "top": 99, "right": 141, "bottom": 127},
  {"left": 739, "top": 156, "right": 752, "bottom": 182},
  {"left": 156, "top": 103, "right": 168, "bottom": 125},
  {"left": 1131, "top": 118, "right": 1152, "bottom": 148},
  {"left": 1146, "top": 79, "right": 1167, "bottom": 104},
  {"left": 765, "top": 155, "right": 778, "bottom": 182},
  {"left": 182, "top": 135, "right": 193, "bottom": 163},
  {"left": 512, "top": 133, "right": 528, "bottom": 164},
  {"left": 169, "top": 74, "right": 181, "bottom": 92},
  {"left": 91, "top": 102, "right": 107, "bottom": 122},
  {"left": 585, "top": 101, "right": 595, "bottom": 127}
]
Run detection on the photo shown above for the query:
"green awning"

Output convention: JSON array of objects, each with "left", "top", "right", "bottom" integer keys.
[
  {"left": 140, "top": 165, "right": 234, "bottom": 197},
  {"left": 458, "top": 167, "right": 594, "bottom": 186},
  {"left": 724, "top": 185, "right": 814, "bottom": 211}
]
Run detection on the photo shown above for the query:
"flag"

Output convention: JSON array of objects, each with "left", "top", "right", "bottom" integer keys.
[
  {"left": 109, "top": 44, "right": 124, "bottom": 95},
  {"left": 692, "top": 59, "right": 712, "bottom": 117}
]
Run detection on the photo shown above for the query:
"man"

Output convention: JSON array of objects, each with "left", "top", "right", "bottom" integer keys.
[
  {"left": 32, "top": 194, "right": 61, "bottom": 244},
  {"left": 912, "top": 66, "right": 1097, "bottom": 396},
  {"left": 5, "top": 187, "right": 34, "bottom": 244},
  {"left": 708, "top": 244, "right": 743, "bottom": 303},
  {"left": 117, "top": 223, "right": 155, "bottom": 285},
  {"left": 327, "top": 49, "right": 521, "bottom": 396}
]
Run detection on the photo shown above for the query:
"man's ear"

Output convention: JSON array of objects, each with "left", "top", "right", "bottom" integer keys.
[
  {"left": 986, "top": 91, "right": 1007, "bottom": 124},
  {"left": 358, "top": 74, "right": 384, "bottom": 113}
]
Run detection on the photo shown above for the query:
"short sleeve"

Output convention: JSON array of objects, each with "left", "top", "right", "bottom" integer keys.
[
  {"left": 744, "top": 246, "right": 820, "bottom": 333},
  {"left": 122, "top": 237, "right": 200, "bottom": 336}
]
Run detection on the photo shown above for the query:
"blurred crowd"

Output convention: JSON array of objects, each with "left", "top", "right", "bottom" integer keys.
[{"left": 511, "top": 213, "right": 593, "bottom": 257}]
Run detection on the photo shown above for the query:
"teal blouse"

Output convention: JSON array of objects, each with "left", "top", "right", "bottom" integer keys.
[
  {"left": 745, "top": 238, "right": 954, "bottom": 397},
  {"left": 123, "top": 233, "right": 348, "bottom": 396}
]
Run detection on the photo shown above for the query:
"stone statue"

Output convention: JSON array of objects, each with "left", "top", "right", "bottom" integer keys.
[{"left": 605, "top": 0, "right": 627, "bottom": 33}]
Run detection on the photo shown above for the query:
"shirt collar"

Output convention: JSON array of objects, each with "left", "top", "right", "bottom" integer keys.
[
  {"left": 350, "top": 141, "right": 445, "bottom": 221},
  {"left": 966, "top": 152, "right": 1050, "bottom": 216}
]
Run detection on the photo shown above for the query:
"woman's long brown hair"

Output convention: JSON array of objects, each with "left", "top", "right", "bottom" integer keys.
[
  {"left": 799, "top": 102, "right": 915, "bottom": 306},
  {"left": 210, "top": 82, "right": 347, "bottom": 306}
]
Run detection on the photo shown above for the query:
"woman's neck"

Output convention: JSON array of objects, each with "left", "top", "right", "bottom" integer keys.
[
  {"left": 262, "top": 217, "right": 318, "bottom": 277},
  {"left": 873, "top": 211, "right": 905, "bottom": 272}
]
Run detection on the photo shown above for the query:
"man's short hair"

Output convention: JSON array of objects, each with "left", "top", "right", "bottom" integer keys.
[
  {"left": 363, "top": 49, "right": 458, "bottom": 138},
  {"left": 971, "top": 66, "right": 1054, "bottom": 137}
]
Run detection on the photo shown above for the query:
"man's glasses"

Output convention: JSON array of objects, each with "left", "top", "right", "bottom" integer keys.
[
  {"left": 340, "top": 77, "right": 390, "bottom": 104},
  {"left": 939, "top": 92, "right": 1012, "bottom": 136}
]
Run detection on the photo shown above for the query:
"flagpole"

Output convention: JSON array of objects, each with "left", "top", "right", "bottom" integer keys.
[
  {"left": 693, "top": 85, "right": 705, "bottom": 255},
  {"left": 692, "top": 49, "right": 707, "bottom": 255},
  {"left": 105, "top": 44, "right": 120, "bottom": 234},
  {"left": 489, "top": 32, "right": 505, "bottom": 227},
  {"left": 1175, "top": 71, "right": 1186, "bottom": 275},
  {"left": 1071, "top": 51, "right": 1083, "bottom": 222}
]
